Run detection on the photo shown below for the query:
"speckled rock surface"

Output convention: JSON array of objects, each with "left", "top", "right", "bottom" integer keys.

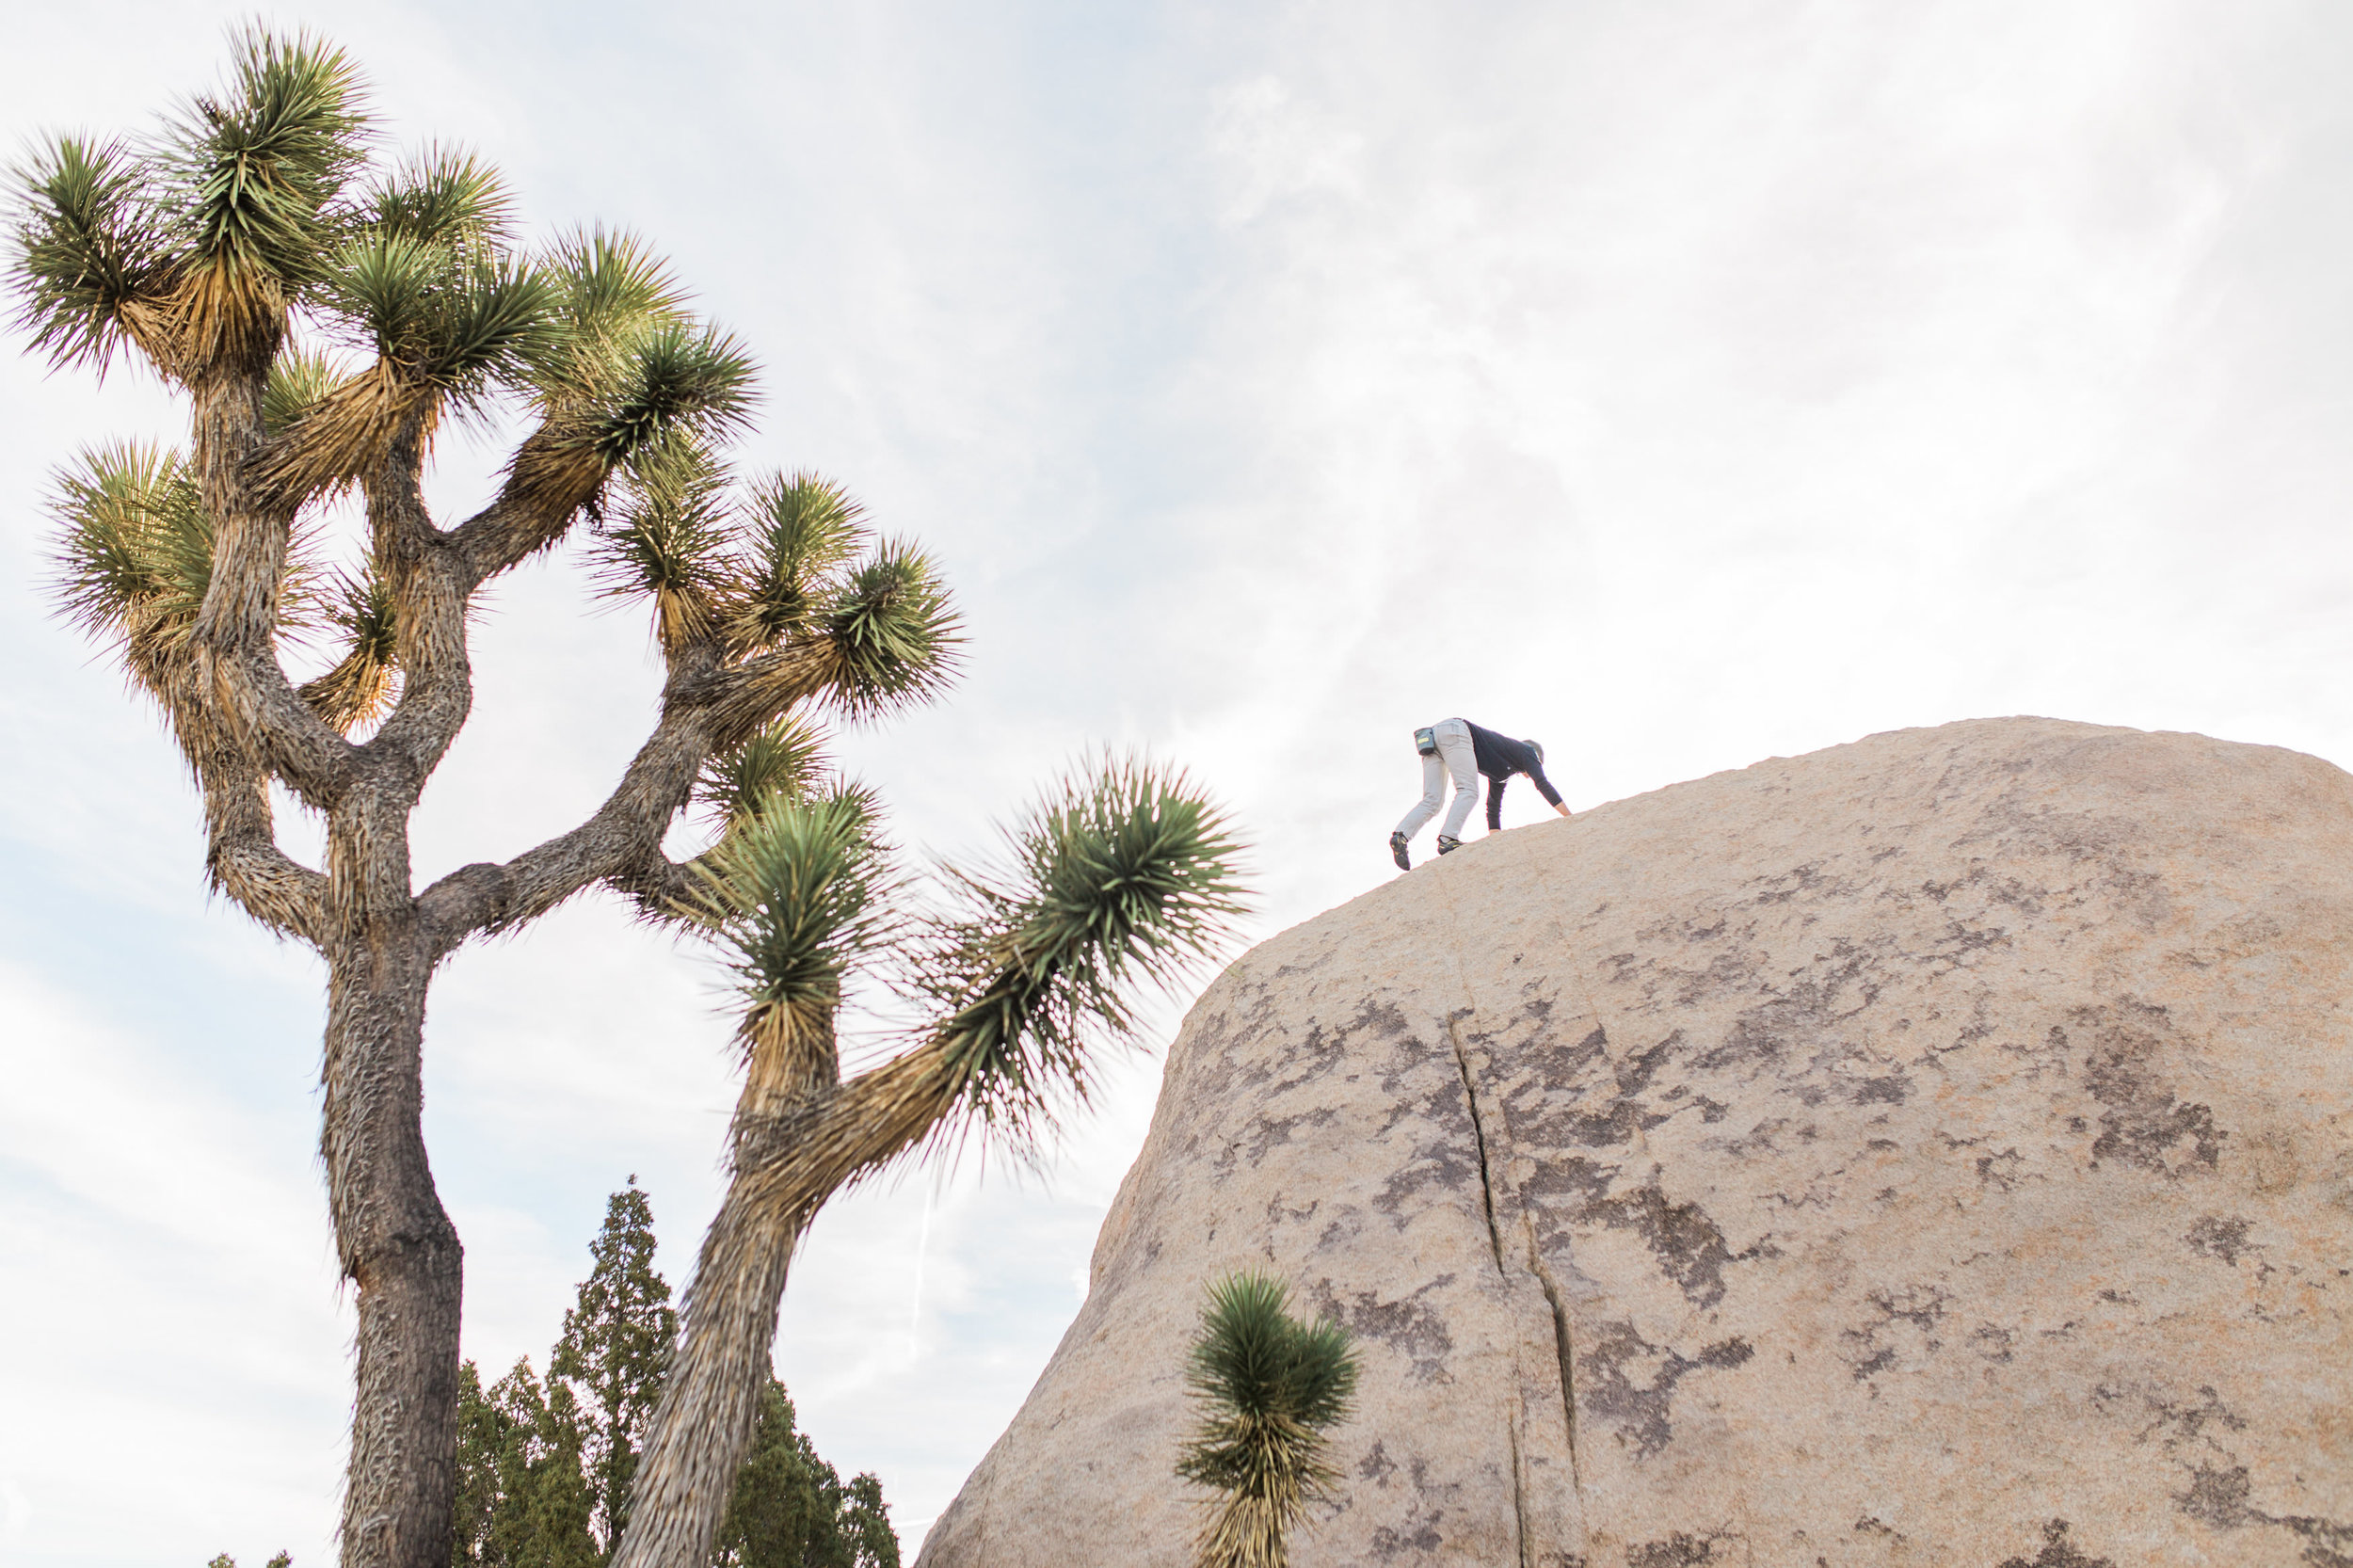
[{"left": 914, "top": 718, "right": 2353, "bottom": 1568}]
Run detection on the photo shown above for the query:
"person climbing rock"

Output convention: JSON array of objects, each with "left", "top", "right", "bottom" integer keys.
[{"left": 1390, "top": 717, "right": 1569, "bottom": 870}]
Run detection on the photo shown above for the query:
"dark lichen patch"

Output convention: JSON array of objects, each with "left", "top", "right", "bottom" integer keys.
[
  {"left": 1356, "top": 1439, "right": 1400, "bottom": 1486},
  {"left": 1971, "top": 1323, "right": 2017, "bottom": 1364},
  {"left": 2115, "top": 1384, "right": 2248, "bottom": 1453},
  {"left": 1371, "top": 1095, "right": 1487, "bottom": 1224},
  {"left": 2183, "top": 1214, "right": 2256, "bottom": 1266},
  {"left": 1513, "top": 1027, "right": 1692, "bottom": 1150},
  {"left": 1840, "top": 1285, "right": 1950, "bottom": 1383},
  {"left": 2177, "top": 1463, "right": 2258, "bottom": 1528},
  {"left": 1235, "top": 1105, "right": 1341, "bottom": 1168},
  {"left": 1312, "top": 1279, "right": 1458, "bottom": 1384},
  {"left": 1368, "top": 1508, "right": 1445, "bottom": 1559},
  {"left": 2072, "top": 1004, "right": 2227, "bottom": 1176},
  {"left": 2170, "top": 1462, "right": 2353, "bottom": 1559},
  {"left": 1975, "top": 1148, "right": 2028, "bottom": 1192},
  {"left": 1532, "top": 1024, "right": 1615, "bottom": 1095},
  {"left": 1625, "top": 1526, "right": 1739, "bottom": 1565},
  {"left": 1698, "top": 943, "right": 1882, "bottom": 1076},
  {"left": 1579, "top": 1320, "right": 1754, "bottom": 1460},
  {"left": 1524, "top": 1159, "right": 1741, "bottom": 1308},
  {"left": 1994, "top": 1518, "right": 2115, "bottom": 1568}
]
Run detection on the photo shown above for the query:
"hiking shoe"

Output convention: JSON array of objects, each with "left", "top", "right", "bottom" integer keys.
[
  {"left": 1389, "top": 831, "right": 1411, "bottom": 871},
  {"left": 1436, "top": 835, "right": 1463, "bottom": 856}
]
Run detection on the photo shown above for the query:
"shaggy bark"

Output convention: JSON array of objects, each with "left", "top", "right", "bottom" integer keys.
[
  {"left": 614, "top": 1042, "right": 960, "bottom": 1568},
  {"left": 171, "top": 366, "right": 743, "bottom": 1568}
]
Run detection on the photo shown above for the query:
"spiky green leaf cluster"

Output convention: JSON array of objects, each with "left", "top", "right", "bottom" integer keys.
[
  {"left": 591, "top": 438, "right": 734, "bottom": 648},
  {"left": 10, "top": 33, "right": 759, "bottom": 477},
  {"left": 917, "top": 758, "right": 1248, "bottom": 1139},
  {"left": 157, "top": 25, "right": 370, "bottom": 286},
  {"left": 816, "top": 541, "right": 960, "bottom": 718},
  {"left": 726, "top": 472, "right": 869, "bottom": 651},
  {"left": 696, "top": 715, "right": 835, "bottom": 832},
  {"left": 1176, "top": 1272, "right": 1359, "bottom": 1568},
  {"left": 297, "top": 568, "right": 400, "bottom": 731},
  {"left": 47, "top": 440, "right": 215, "bottom": 661},
  {"left": 47, "top": 439, "right": 315, "bottom": 685},
  {"left": 261, "top": 343, "right": 347, "bottom": 434},
  {"left": 522, "top": 228, "right": 691, "bottom": 400},
  {"left": 511, "top": 229, "right": 756, "bottom": 472},
  {"left": 579, "top": 319, "right": 757, "bottom": 467},
  {"left": 7, "top": 136, "right": 168, "bottom": 373},
  {"left": 690, "top": 791, "right": 898, "bottom": 1051}
]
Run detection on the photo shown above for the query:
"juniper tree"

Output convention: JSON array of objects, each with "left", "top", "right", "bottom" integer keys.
[
  {"left": 10, "top": 31, "right": 954, "bottom": 1568},
  {"left": 609, "top": 762, "right": 1248, "bottom": 1568},
  {"left": 452, "top": 1360, "right": 600, "bottom": 1568},
  {"left": 714, "top": 1379, "right": 899, "bottom": 1568},
  {"left": 457, "top": 1185, "right": 895, "bottom": 1568},
  {"left": 551, "top": 1181, "right": 677, "bottom": 1554},
  {"left": 1176, "top": 1273, "right": 1360, "bottom": 1568}
]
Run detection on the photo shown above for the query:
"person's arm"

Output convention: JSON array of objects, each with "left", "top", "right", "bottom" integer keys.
[
  {"left": 1487, "top": 774, "right": 1506, "bottom": 831},
  {"left": 1529, "top": 766, "right": 1571, "bottom": 819}
]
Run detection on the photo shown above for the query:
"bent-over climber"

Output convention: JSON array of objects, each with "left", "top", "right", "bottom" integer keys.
[{"left": 1390, "top": 718, "right": 1568, "bottom": 870}]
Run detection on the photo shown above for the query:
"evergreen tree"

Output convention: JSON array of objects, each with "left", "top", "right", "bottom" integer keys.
[
  {"left": 712, "top": 1380, "right": 898, "bottom": 1568},
  {"left": 452, "top": 1183, "right": 896, "bottom": 1568},
  {"left": 551, "top": 1180, "right": 678, "bottom": 1554},
  {"left": 451, "top": 1360, "right": 599, "bottom": 1568}
]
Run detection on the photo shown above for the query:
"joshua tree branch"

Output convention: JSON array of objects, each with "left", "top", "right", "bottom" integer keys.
[
  {"left": 198, "top": 734, "right": 331, "bottom": 944},
  {"left": 416, "top": 643, "right": 723, "bottom": 957},
  {"left": 360, "top": 422, "right": 476, "bottom": 786},
  {"left": 186, "top": 368, "right": 367, "bottom": 809},
  {"left": 446, "top": 427, "right": 607, "bottom": 591}
]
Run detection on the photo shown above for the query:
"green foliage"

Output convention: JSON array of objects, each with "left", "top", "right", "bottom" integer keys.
[
  {"left": 550, "top": 1181, "right": 678, "bottom": 1553},
  {"left": 46, "top": 440, "right": 216, "bottom": 670},
  {"left": 317, "top": 229, "right": 553, "bottom": 409},
  {"left": 1176, "top": 1273, "right": 1359, "bottom": 1568},
  {"left": 297, "top": 567, "right": 399, "bottom": 730},
  {"left": 580, "top": 319, "right": 759, "bottom": 468},
  {"left": 521, "top": 227, "right": 692, "bottom": 405},
  {"left": 158, "top": 26, "right": 370, "bottom": 284},
  {"left": 724, "top": 472, "right": 869, "bottom": 653},
  {"left": 920, "top": 758, "right": 1250, "bottom": 1139},
  {"left": 713, "top": 1379, "right": 900, "bottom": 1568},
  {"left": 589, "top": 438, "right": 732, "bottom": 648},
  {"left": 696, "top": 715, "right": 834, "bottom": 832},
  {"left": 690, "top": 792, "right": 899, "bottom": 1050},
  {"left": 262, "top": 344, "right": 348, "bottom": 435},
  {"left": 816, "top": 541, "right": 960, "bottom": 719},
  {"left": 204, "top": 1553, "right": 293, "bottom": 1568},
  {"left": 8, "top": 135, "right": 167, "bottom": 373},
  {"left": 456, "top": 1185, "right": 897, "bottom": 1567},
  {"left": 452, "top": 1359, "right": 600, "bottom": 1568}
]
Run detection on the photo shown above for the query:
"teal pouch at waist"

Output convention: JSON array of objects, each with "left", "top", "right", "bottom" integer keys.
[{"left": 1415, "top": 727, "right": 1438, "bottom": 757}]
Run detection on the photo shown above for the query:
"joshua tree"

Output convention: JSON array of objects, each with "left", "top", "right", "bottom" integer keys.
[
  {"left": 1175, "top": 1272, "right": 1361, "bottom": 1568},
  {"left": 609, "top": 760, "right": 1247, "bottom": 1568},
  {"left": 9, "top": 31, "right": 959, "bottom": 1568}
]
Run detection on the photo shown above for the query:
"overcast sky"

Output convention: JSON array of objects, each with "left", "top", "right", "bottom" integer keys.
[{"left": 7, "top": 1, "right": 2353, "bottom": 1562}]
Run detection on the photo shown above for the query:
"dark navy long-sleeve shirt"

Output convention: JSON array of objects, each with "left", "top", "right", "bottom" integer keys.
[{"left": 1465, "top": 721, "right": 1562, "bottom": 829}]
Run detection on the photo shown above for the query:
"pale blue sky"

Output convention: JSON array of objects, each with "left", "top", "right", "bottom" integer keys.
[{"left": 7, "top": 2, "right": 2353, "bottom": 1562}]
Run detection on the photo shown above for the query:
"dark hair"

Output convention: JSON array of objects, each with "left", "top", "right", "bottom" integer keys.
[{"left": 1528, "top": 740, "right": 1545, "bottom": 765}]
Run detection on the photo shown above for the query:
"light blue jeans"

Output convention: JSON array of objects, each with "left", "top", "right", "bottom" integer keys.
[{"left": 1394, "top": 718, "right": 1479, "bottom": 842}]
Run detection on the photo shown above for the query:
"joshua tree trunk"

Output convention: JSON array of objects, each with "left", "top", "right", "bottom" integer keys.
[
  {"left": 612, "top": 1182, "right": 803, "bottom": 1568},
  {"left": 326, "top": 936, "right": 463, "bottom": 1568}
]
